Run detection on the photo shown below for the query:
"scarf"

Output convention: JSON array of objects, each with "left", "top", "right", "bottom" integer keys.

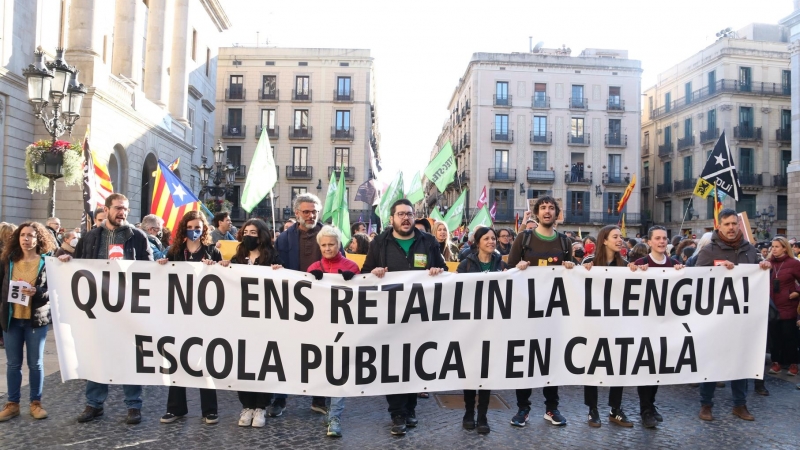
[
  {"left": 717, "top": 229, "right": 744, "bottom": 249},
  {"left": 60, "top": 242, "right": 75, "bottom": 253}
]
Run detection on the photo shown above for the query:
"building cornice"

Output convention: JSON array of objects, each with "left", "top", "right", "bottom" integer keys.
[
  {"left": 200, "top": 0, "right": 232, "bottom": 32},
  {"left": 201, "top": 98, "right": 215, "bottom": 112},
  {"left": 0, "top": 68, "right": 28, "bottom": 90},
  {"left": 188, "top": 84, "right": 203, "bottom": 100}
]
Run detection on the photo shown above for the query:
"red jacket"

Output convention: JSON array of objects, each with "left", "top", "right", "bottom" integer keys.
[
  {"left": 307, "top": 253, "right": 360, "bottom": 275},
  {"left": 769, "top": 254, "right": 800, "bottom": 320}
]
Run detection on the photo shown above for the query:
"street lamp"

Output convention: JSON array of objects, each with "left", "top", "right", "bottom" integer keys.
[
  {"left": 198, "top": 140, "right": 236, "bottom": 210},
  {"left": 756, "top": 205, "right": 775, "bottom": 239},
  {"left": 22, "top": 46, "right": 88, "bottom": 217}
]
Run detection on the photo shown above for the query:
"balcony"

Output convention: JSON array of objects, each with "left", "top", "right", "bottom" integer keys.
[
  {"left": 776, "top": 128, "right": 791, "bottom": 144},
  {"left": 641, "top": 142, "right": 650, "bottom": 156},
  {"left": 462, "top": 133, "right": 471, "bottom": 148},
  {"left": 642, "top": 175, "right": 651, "bottom": 188},
  {"left": 700, "top": 128, "right": 719, "bottom": 144},
  {"left": 488, "top": 168, "right": 516, "bottom": 182},
  {"left": 333, "top": 89, "right": 354, "bottom": 102},
  {"left": 607, "top": 99, "right": 625, "bottom": 111},
  {"left": 248, "top": 206, "right": 273, "bottom": 219},
  {"left": 658, "top": 143, "right": 673, "bottom": 158},
  {"left": 289, "top": 126, "right": 313, "bottom": 140},
  {"left": 527, "top": 170, "right": 556, "bottom": 183},
  {"left": 602, "top": 172, "right": 630, "bottom": 186},
  {"left": 605, "top": 133, "right": 627, "bottom": 148},
  {"left": 328, "top": 166, "right": 355, "bottom": 181},
  {"left": 331, "top": 127, "right": 355, "bottom": 142},
  {"left": 564, "top": 209, "right": 590, "bottom": 224},
  {"left": 229, "top": 208, "right": 247, "bottom": 221},
  {"left": 564, "top": 171, "right": 592, "bottom": 185},
  {"left": 673, "top": 178, "right": 697, "bottom": 194},
  {"left": 255, "top": 125, "right": 279, "bottom": 140},
  {"left": 235, "top": 165, "right": 247, "bottom": 179},
  {"left": 567, "top": 133, "right": 590, "bottom": 146},
  {"left": 225, "top": 88, "right": 245, "bottom": 101},
  {"left": 530, "top": 131, "right": 552, "bottom": 144},
  {"left": 285, "top": 165, "right": 313, "bottom": 179},
  {"left": 569, "top": 97, "right": 588, "bottom": 110},
  {"left": 493, "top": 95, "right": 512, "bottom": 107},
  {"left": 258, "top": 89, "right": 279, "bottom": 102},
  {"left": 677, "top": 136, "right": 695, "bottom": 151},
  {"left": 774, "top": 174, "right": 788, "bottom": 189},
  {"left": 292, "top": 89, "right": 312, "bottom": 102},
  {"left": 656, "top": 183, "right": 673, "bottom": 198},
  {"left": 457, "top": 170, "right": 470, "bottom": 185},
  {"left": 493, "top": 208, "right": 515, "bottom": 223},
  {"left": 651, "top": 79, "right": 791, "bottom": 120},
  {"left": 590, "top": 212, "right": 641, "bottom": 225},
  {"left": 734, "top": 125, "right": 762, "bottom": 141},
  {"left": 222, "top": 124, "right": 246, "bottom": 139},
  {"left": 531, "top": 95, "right": 550, "bottom": 109},
  {"left": 491, "top": 129, "right": 514, "bottom": 143},
  {"left": 739, "top": 173, "right": 763, "bottom": 190}
]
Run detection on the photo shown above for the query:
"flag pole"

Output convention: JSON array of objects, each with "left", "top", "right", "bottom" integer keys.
[
  {"left": 678, "top": 196, "right": 694, "bottom": 235},
  {"left": 269, "top": 190, "right": 276, "bottom": 233}
]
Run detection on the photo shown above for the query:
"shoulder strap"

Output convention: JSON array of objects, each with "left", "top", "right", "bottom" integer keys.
[
  {"left": 520, "top": 230, "right": 533, "bottom": 260},
  {"left": 559, "top": 233, "right": 572, "bottom": 262}
]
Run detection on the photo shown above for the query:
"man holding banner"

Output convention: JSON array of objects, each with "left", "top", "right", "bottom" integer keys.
[{"left": 361, "top": 199, "right": 447, "bottom": 435}]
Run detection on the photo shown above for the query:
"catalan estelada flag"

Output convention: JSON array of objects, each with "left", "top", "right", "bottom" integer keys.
[
  {"left": 151, "top": 158, "right": 202, "bottom": 237},
  {"left": 712, "top": 186, "right": 723, "bottom": 229},
  {"left": 92, "top": 150, "right": 113, "bottom": 204}
]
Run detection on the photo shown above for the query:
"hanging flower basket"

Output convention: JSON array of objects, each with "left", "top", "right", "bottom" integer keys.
[
  {"left": 24, "top": 139, "right": 83, "bottom": 194},
  {"left": 204, "top": 198, "right": 232, "bottom": 213}
]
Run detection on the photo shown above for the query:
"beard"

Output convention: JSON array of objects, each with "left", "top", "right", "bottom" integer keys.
[
  {"left": 394, "top": 225, "right": 413, "bottom": 237},
  {"left": 298, "top": 216, "right": 317, "bottom": 230}
]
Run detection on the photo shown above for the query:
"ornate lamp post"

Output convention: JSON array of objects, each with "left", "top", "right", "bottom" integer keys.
[
  {"left": 756, "top": 205, "right": 775, "bottom": 239},
  {"left": 22, "top": 47, "right": 88, "bottom": 217},
  {"left": 197, "top": 140, "right": 236, "bottom": 211}
]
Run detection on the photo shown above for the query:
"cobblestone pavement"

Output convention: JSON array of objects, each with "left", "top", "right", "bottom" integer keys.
[{"left": 0, "top": 372, "right": 799, "bottom": 449}]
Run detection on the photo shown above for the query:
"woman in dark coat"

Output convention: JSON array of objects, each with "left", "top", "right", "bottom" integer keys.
[{"left": 766, "top": 237, "right": 800, "bottom": 376}]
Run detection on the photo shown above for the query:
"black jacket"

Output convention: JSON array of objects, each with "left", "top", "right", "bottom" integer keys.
[
  {"left": 456, "top": 251, "right": 507, "bottom": 273},
  {"left": 0, "top": 256, "right": 50, "bottom": 331},
  {"left": 168, "top": 243, "right": 222, "bottom": 263},
  {"left": 362, "top": 228, "right": 447, "bottom": 273},
  {"left": 74, "top": 224, "right": 154, "bottom": 261}
]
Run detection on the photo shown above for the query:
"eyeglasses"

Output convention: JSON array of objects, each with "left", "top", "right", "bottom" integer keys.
[
  {"left": 298, "top": 210, "right": 318, "bottom": 216},
  {"left": 393, "top": 212, "right": 414, "bottom": 218}
]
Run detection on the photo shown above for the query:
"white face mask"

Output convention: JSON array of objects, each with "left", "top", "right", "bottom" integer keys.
[{"left": 70, "top": 238, "right": 79, "bottom": 248}]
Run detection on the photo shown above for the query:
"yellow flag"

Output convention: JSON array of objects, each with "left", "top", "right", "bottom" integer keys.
[
  {"left": 693, "top": 178, "right": 714, "bottom": 199},
  {"left": 620, "top": 214, "right": 627, "bottom": 237}
]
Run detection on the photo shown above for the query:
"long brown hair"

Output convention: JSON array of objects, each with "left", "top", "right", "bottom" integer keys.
[
  {"left": 168, "top": 211, "right": 212, "bottom": 259},
  {"left": 233, "top": 219, "right": 276, "bottom": 265},
  {"left": 1, "top": 222, "right": 56, "bottom": 264},
  {"left": 592, "top": 225, "right": 626, "bottom": 267}
]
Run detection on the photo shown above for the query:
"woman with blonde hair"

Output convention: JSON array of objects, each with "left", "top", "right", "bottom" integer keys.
[
  {"left": 766, "top": 237, "right": 800, "bottom": 377},
  {"left": 433, "top": 220, "right": 459, "bottom": 262}
]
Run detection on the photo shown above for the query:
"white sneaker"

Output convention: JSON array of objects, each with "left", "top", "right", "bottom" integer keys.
[
  {"left": 238, "top": 408, "right": 254, "bottom": 427},
  {"left": 251, "top": 408, "right": 267, "bottom": 427}
]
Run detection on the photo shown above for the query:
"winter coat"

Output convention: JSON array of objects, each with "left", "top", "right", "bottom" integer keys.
[
  {"left": 694, "top": 232, "right": 759, "bottom": 267},
  {"left": 768, "top": 254, "right": 800, "bottom": 320},
  {"left": 439, "top": 240, "right": 460, "bottom": 262},
  {"left": 307, "top": 253, "right": 360, "bottom": 275},
  {"left": 456, "top": 251, "right": 507, "bottom": 273},
  {"left": 168, "top": 243, "right": 222, "bottom": 263},
  {"left": 275, "top": 222, "right": 324, "bottom": 270},
  {"left": 147, "top": 234, "right": 167, "bottom": 260},
  {"left": 74, "top": 224, "right": 153, "bottom": 261},
  {"left": 0, "top": 256, "right": 50, "bottom": 332},
  {"left": 362, "top": 228, "right": 447, "bottom": 273}
]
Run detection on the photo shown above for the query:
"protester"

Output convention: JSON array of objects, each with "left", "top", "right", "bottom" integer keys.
[
  {"left": 0, "top": 222, "right": 17, "bottom": 348},
  {"left": 496, "top": 228, "right": 513, "bottom": 255},
  {"left": 583, "top": 236, "right": 596, "bottom": 256},
  {"left": 350, "top": 222, "right": 367, "bottom": 236},
  {"left": 765, "top": 237, "right": 800, "bottom": 377},
  {"left": 760, "top": 245, "right": 770, "bottom": 261},
  {"left": 626, "top": 242, "right": 649, "bottom": 264},
  {"left": 582, "top": 225, "right": 632, "bottom": 427},
  {"left": 695, "top": 208, "right": 771, "bottom": 421},
  {"left": 685, "top": 232, "right": 712, "bottom": 267},
  {"left": 414, "top": 218, "right": 431, "bottom": 234},
  {"left": 141, "top": 214, "right": 167, "bottom": 259},
  {"left": 791, "top": 241, "right": 800, "bottom": 260},
  {"left": 456, "top": 227, "right": 508, "bottom": 434},
  {"left": 628, "top": 225, "right": 685, "bottom": 428},
  {"left": 45, "top": 217, "right": 62, "bottom": 246},
  {"left": 433, "top": 220, "right": 459, "bottom": 262},
  {"left": 508, "top": 196, "right": 574, "bottom": 428},
  {"left": 672, "top": 239, "right": 695, "bottom": 264},
  {"left": 93, "top": 207, "right": 106, "bottom": 229},
  {"left": 211, "top": 211, "right": 238, "bottom": 244},
  {"left": 230, "top": 219, "right": 282, "bottom": 427},
  {"left": 347, "top": 233, "right": 370, "bottom": 254},
  {"left": 283, "top": 219, "right": 296, "bottom": 231},
  {"left": 0, "top": 222, "right": 57, "bottom": 421},
  {"left": 59, "top": 193, "right": 153, "bottom": 424},
  {"left": 53, "top": 230, "right": 80, "bottom": 258},
  {"left": 307, "top": 226, "right": 360, "bottom": 438},
  {"left": 571, "top": 241, "right": 586, "bottom": 263},
  {"left": 156, "top": 211, "right": 226, "bottom": 425},
  {"left": 361, "top": 198, "right": 446, "bottom": 436}
]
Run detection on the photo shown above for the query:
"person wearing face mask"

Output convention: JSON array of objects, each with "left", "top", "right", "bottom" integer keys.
[
  {"left": 141, "top": 214, "right": 167, "bottom": 259},
  {"left": 156, "top": 210, "right": 228, "bottom": 426},
  {"left": 54, "top": 230, "right": 80, "bottom": 258}
]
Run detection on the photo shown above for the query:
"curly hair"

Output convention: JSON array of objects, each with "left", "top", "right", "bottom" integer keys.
[
  {"left": 1, "top": 222, "right": 57, "bottom": 264},
  {"left": 168, "top": 211, "right": 212, "bottom": 259},
  {"left": 234, "top": 219, "right": 276, "bottom": 265},
  {"left": 0, "top": 222, "right": 18, "bottom": 254},
  {"left": 348, "top": 233, "right": 370, "bottom": 255}
]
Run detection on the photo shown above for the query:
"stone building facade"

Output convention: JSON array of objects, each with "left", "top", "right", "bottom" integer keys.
[{"left": 780, "top": 1, "right": 800, "bottom": 239}]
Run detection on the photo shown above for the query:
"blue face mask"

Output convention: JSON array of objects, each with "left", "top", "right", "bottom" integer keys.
[{"left": 186, "top": 229, "right": 202, "bottom": 241}]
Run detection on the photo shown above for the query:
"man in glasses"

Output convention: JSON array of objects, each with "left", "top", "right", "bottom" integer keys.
[
  {"left": 496, "top": 228, "right": 513, "bottom": 255},
  {"left": 362, "top": 199, "right": 446, "bottom": 435}
]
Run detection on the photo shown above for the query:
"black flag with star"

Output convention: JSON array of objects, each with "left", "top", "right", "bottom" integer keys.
[{"left": 697, "top": 130, "right": 741, "bottom": 201}]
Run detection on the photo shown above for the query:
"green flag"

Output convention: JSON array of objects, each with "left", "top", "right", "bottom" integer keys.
[
  {"left": 407, "top": 171, "right": 424, "bottom": 204},
  {"left": 429, "top": 206, "right": 444, "bottom": 223},
  {"left": 444, "top": 189, "right": 468, "bottom": 233},
  {"left": 424, "top": 141, "right": 457, "bottom": 192},
  {"left": 321, "top": 171, "right": 338, "bottom": 222},
  {"left": 378, "top": 171, "right": 404, "bottom": 230},
  {"left": 467, "top": 206, "right": 493, "bottom": 230},
  {"left": 332, "top": 166, "right": 351, "bottom": 247},
  {"left": 241, "top": 127, "right": 277, "bottom": 212}
]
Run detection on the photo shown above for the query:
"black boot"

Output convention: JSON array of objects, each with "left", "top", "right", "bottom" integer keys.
[
  {"left": 462, "top": 409, "right": 475, "bottom": 430},
  {"left": 476, "top": 410, "right": 490, "bottom": 434},
  {"left": 754, "top": 379, "right": 769, "bottom": 396}
]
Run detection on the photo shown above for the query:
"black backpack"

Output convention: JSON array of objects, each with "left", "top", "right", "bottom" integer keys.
[{"left": 519, "top": 229, "right": 573, "bottom": 264}]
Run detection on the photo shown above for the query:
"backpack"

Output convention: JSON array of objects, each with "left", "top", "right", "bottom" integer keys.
[{"left": 519, "top": 229, "right": 573, "bottom": 265}]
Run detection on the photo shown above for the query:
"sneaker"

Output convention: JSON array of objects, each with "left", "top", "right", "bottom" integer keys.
[
  {"left": 125, "top": 408, "right": 142, "bottom": 425},
  {"left": 29, "top": 401, "right": 48, "bottom": 420},
  {"left": 390, "top": 415, "right": 407, "bottom": 435},
  {"left": 789, "top": 364, "right": 798, "bottom": 376},
  {"left": 641, "top": 409, "right": 657, "bottom": 428},
  {"left": 609, "top": 408, "right": 633, "bottom": 427},
  {"left": 310, "top": 400, "right": 328, "bottom": 415},
  {"left": 268, "top": 398, "right": 286, "bottom": 417},
  {"left": 160, "top": 412, "right": 183, "bottom": 424},
  {"left": 0, "top": 402, "right": 20, "bottom": 422},
  {"left": 203, "top": 413, "right": 219, "bottom": 425},
  {"left": 587, "top": 408, "right": 601, "bottom": 428},
  {"left": 76, "top": 405, "right": 103, "bottom": 423},
  {"left": 405, "top": 410, "right": 418, "bottom": 427},
  {"left": 510, "top": 408, "right": 530, "bottom": 427},
  {"left": 238, "top": 408, "right": 254, "bottom": 427},
  {"left": 652, "top": 405, "right": 663, "bottom": 422},
  {"left": 543, "top": 409, "right": 567, "bottom": 426},
  {"left": 476, "top": 412, "right": 490, "bottom": 434},
  {"left": 327, "top": 416, "right": 342, "bottom": 437},
  {"left": 769, "top": 362, "right": 782, "bottom": 374},
  {"left": 251, "top": 408, "right": 267, "bottom": 427},
  {"left": 699, "top": 405, "right": 713, "bottom": 421},
  {"left": 462, "top": 410, "right": 475, "bottom": 430}
]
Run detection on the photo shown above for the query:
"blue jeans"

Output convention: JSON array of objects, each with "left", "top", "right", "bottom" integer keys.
[
  {"left": 329, "top": 397, "right": 345, "bottom": 420},
  {"left": 86, "top": 381, "right": 142, "bottom": 410},
  {"left": 699, "top": 379, "right": 748, "bottom": 407},
  {"left": 2, "top": 319, "right": 48, "bottom": 403}
]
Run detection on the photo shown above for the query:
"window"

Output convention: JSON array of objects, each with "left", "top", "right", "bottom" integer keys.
[
  {"left": 665, "top": 92, "right": 671, "bottom": 113},
  {"left": 608, "top": 154, "right": 621, "bottom": 181},
  {"left": 571, "top": 85, "right": 584, "bottom": 107},
  {"left": 783, "top": 70, "right": 791, "bottom": 95},
  {"left": 534, "top": 83, "right": 547, "bottom": 107},
  {"left": 294, "top": 110, "right": 309, "bottom": 130},
  {"left": 664, "top": 125, "right": 672, "bottom": 146},
  {"left": 683, "top": 155, "right": 692, "bottom": 180},
  {"left": 664, "top": 201, "right": 672, "bottom": 223},
  {"left": 191, "top": 29, "right": 197, "bottom": 61},
  {"left": 684, "top": 118, "right": 692, "bottom": 139},
  {"left": 187, "top": 106, "right": 195, "bottom": 143},
  {"left": 664, "top": 161, "right": 672, "bottom": 184},
  {"left": 778, "top": 195, "right": 787, "bottom": 221},
  {"left": 607, "top": 192, "right": 622, "bottom": 216},
  {"left": 781, "top": 109, "right": 791, "bottom": 134},
  {"left": 571, "top": 117, "right": 584, "bottom": 137},
  {"left": 496, "top": 81, "right": 508, "bottom": 105},
  {"left": 495, "top": 114, "right": 509, "bottom": 138},
  {"left": 648, "top": 96, "right": 653, "bottom": 115},
  {"left": 335, "top": 110, "right": 351, "bottom": 130},
  {"left": 494, "top": 189, "right": 510, "bottom": 212},
  {"left": 684, "top": 82, "right": 692, "bottom": 104},
  {"left": 708, "top": 70, "right": 716, "bottom": 94},
  {"left": 643, "top": 161, "right": 650, "bottom": 186},
  {"left": 227, "top": 146, "right": 242, "bottom": 172},
  {"left": 707, "top": 108, "right": 716, "bottom": 131},
  {"left": 202, "top": 119, "right": 208, "bottom": 151},
  {"left": 229, "top": 75, "right": 243, "bottom": 99},
  {"left": 739, "top": 148, "right": 754, "bottom": 174},
  {"left": 291, "top": 187, "right": 308, "bottom": 202},
  {"left": 495, "top": 149, "right": 509, "bottom": 171},
  {"left": 292, "top": 147, "right": 308, "bottom": 168},
  {"left": 227, "top": 109, "right": 242, "bottom": 134},
  {"left": 295, "top": 76, "right": 310, "bottom": 97},
  {"left": 533, "top": 151, "right": 547, "bottom": 171},
  {"left": 337, "top": 76, "right": 351, "bottom": 96},
  {"left": 782, "top": 150, "right": 792, "bottom": 176},
  {"left": 682, "top": 198, "right": 691, "bottom": 218},
  {"left": 739, "top": 106, "right": 753, "bottom": 130},
  {"left": 226, "top": 186, "right": 240, "bottom": 211},
  {"left": 205, "top": 48, "right": 210, "bottom": 77},
  {"left": 644, "top": 131, "right": 650, "bottom": 150},
  {"left": 739, "top": 194, "right": 756, "bottom": 219},
  {"left": 608, "top": 118, "right": 621, "bottom": 144},
  {"left": 261, "top": 109, "right": 276, "bottom": 130},
  {"left": 608, "top": 86, "right": 620, "bottom": 108},
  {"left": 335, "top": 148, "right": 350, "bottom": 167},
  {"left": 739, "top": 67, "right": 752, "bottom": 91},
  {"left": 533, "top": 116, "right": 547, "bottom": 140},
  {"left": 568, "top": 191, "right": 588, "bottom": 216},
  {"left": 262, "top": 75, "right": 276, "bottom": 98}
]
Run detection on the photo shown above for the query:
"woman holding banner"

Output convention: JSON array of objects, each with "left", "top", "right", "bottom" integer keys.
[
  {"left": 581, "top": 225, "right": 632, "bottom": 428},
  {"left": 0, "top": 222, "right": 57, "bottom": 421},
  {"left": 156, "top": 211, "right": 228, "bottom": 426},
  {"left": 229, "top": 219, "right": 281, "bottom": 427},
  {"left": 456, "top": 226, "right": 508, "bottom": 434}
]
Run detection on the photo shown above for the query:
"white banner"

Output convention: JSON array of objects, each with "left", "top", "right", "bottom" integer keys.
[{"left": 46, "top": 258, "right": 769, "bottom": 397}]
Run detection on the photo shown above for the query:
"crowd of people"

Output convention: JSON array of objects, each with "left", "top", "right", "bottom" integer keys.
[{"left": 0, "top": 192, "right": 797, "bottom": 438}]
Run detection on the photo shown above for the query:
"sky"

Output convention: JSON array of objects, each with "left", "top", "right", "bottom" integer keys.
[{"left": 219, "top": 0, "right": 794, "bottom": 190}]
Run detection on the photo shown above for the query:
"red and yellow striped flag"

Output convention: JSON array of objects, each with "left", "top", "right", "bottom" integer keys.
[
  {"left": 92, "top": 150, "right": 113, "bottom": 205},
  {"left": 616, "top": 174, "right": 636, "bottom": 213},
  {"left": 712, "top": 187, "right": 723, "bottom": 229},
  {"left": 151, "top": 158, "right": 201, "bottom": 237}
]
